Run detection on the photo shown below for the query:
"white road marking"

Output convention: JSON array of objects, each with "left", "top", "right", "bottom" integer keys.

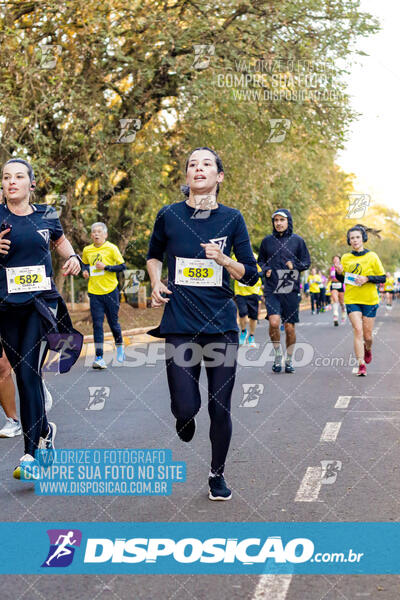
[
  {"left": 295, "top": 466, "right": 322, "bottom": 502},
  {"left": 320, "top": 421, "right": 342, "bottom": 442},
  {"left": 335, "top": 396, "right": 351, "bottom": 408},
  {"left": 252, "top": 574, "right": 293, "bottom": 599}
]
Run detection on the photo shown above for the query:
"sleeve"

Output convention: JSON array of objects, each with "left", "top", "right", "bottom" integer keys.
[
  {"left": 105, "top": 263, "right": 126, "bottom": 273},
  {"left": 49, "top": 212, "right": 64, "bottom": 241},
  {"left": 292, "top": 238, "right": 311, "bottom": 272},
  {"left": 112, "top": 245, "right": 125, "bottom": 265},
  {"left": 146, "top": 208, "right": 167, "bottom": 262},
  {"left": 81, "top": 247, "right": 90, "bottom": 273},
  {"left": 368, "top": 275, "right": 386, "bottom": 284},
  {"left": 257, "top": 239, "right": 271, "bottom": 275},
  {"left": 232, "top": 213, "right": 258, "bottom": 286}
]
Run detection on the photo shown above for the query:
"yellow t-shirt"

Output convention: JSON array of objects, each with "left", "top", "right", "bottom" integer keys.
[
  {"left": 341, "top": 250, "right": 385, "bottom": 305},
  {"left": 82, "top": 241, "right": 124, "bottom": 295},
  {"left": 326, "top": 280, "right": 332, "bottom": 295},
  {"left": 384, "top": 276, "right": 394, "bottom": 292},
  {"left": 233, "top": 254, "right": 263, "bottom": 296},
  {"left": 307, "top": 274, "right": 322, "bottom": 294}
]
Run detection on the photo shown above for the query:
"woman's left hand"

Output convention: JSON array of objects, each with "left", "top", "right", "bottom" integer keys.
[
  {"left": 200, "top": 243, "right": 228, "bottom": 266},
  {"left": 62, "top": 257, "right": 81, "bottom": 276},
  {"left": 355, "top": 275, "right": 368, "bottom": 286}
]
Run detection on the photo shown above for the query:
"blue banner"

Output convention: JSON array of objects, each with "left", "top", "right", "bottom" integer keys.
[{"left": 0, "top": 522, "right": 399, "bottom": 574}]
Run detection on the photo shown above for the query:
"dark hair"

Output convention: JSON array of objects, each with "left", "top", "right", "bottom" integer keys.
[
  {"left": 346, "top": 223, "right": 381, "bottom": 245},
  {"left": 332, "top": 255, "right": 341, "bottom": 261},
  {"left": 4, "top": 158, "right": 35, "bottom": 183},
  {"left": 181, "top": 147, "right": 224, "bottom": 197}
]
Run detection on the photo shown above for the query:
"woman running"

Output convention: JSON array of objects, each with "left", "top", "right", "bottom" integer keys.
[
  {"left": 0, "top": 158, "right": 82, "bottom": 478},
  {"left": 330, "top": 256, "right": 346, "bottom": 326},
  {"left": 146, "top": 147, "right": 258, "bottom": 500},
  {"left": 333, "top": 224, "right": 385, "bottom": 376}
]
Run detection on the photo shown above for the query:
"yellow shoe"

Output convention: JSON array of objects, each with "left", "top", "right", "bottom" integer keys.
[{"left": 13, "top": 454, "right": 39, "bottom": 481}]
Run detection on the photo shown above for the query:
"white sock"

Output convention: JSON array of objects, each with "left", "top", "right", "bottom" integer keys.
[{"left": 333, "top": 302, "right": 339, "bottom": 319}]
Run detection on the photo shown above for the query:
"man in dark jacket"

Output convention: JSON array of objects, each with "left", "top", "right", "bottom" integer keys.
[{"left": 258, "top": 209, "right": 311, "bottom": 373}]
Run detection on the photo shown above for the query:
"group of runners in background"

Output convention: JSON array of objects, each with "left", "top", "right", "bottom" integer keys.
[{"left": 0, "top": 147, "right": 394, "bottom": 501}]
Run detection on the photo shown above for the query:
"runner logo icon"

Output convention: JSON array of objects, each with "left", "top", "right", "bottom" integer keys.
[{"left": 41, "top": 529, "right": 82, "bottom": 568}]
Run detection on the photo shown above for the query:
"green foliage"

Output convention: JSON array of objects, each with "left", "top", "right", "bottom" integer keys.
[{"left": 0, "top": 0, "right": 383, "bottom": 278}]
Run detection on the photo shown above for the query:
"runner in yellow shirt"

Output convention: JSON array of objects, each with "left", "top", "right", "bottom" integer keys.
[
  {"left": 233, "top": 253, "right": 262, "bottom": 348},
  {"left": 333, "top": 224, "right": 385, "bottom": 377},
  {"left": 82, "top": 223, "right": 127, "bottom": 368},
  {"left": 307, "top": 268, "right": 322, "bottom": 314},
  {"left": 384, "top": 272, "right": 394, "bottom": 310}
]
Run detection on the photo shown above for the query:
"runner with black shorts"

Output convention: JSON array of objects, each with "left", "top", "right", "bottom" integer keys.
[
  {"left": 258, "top": 209, "right": 311, "bottom": 374},
  {"left": 333, "top": 224, "right": 385, "bottom": 376},
  {"left": 233, "top": 253, "right": 262, "bottom": 348},
  {"left": 147, "top": 147, "right": 258, "bottom": 500},
  {"left": 0, "top": 158, "right": 82, "bottom": 478}
]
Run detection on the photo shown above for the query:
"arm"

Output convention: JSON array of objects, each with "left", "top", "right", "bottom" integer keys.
[
  {"left": 146, "top": 258, "right": 171, "bottom": 306},
  {"left": 146, "top": 209, "right": 170, "bottom": 307},
  {"left": 257, "top": 239, "right": 272, "bottom": 276},
  {"left": 291, "top": 239, "right": 311, "bottom": 272},
  {"left": 105, "top": 263, "right": 127, "bottom": 273},
  {"left": 230, "top": 213, "right": 258, "bottom": 285},
  {"left": 52, "top": 235, "right": 81, "bottom": 276}
]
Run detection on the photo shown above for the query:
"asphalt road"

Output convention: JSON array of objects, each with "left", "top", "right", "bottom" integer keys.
[{"left": 0, "top": 301, "right": 399, "bottom": 599}]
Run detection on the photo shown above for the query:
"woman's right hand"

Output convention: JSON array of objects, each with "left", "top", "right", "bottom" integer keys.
[
  {"left": 151, "top": 281, "right": 172, "bottom": 307},
  {"left": 82, "top": 270, "right": 90, "bottom": 279},
  {"left": 0, "top": 229, "right": 11, "bottom": 255}
]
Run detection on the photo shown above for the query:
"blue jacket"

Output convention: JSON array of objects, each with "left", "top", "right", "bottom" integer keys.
[{"left": 258, "top": 209, "right": 310, "bottom": 294}]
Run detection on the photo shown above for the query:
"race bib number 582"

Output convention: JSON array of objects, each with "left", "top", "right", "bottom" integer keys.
[{"left": 6, "top": 265, "right": 51, "bottom": 294}]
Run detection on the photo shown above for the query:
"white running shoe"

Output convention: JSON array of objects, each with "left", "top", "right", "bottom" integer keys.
[
  {"left": 0, "top": 417, "right": 22, "bottom": 438},
  {"left": 42, "top": 380, "right": 53, "bottom": 413}
]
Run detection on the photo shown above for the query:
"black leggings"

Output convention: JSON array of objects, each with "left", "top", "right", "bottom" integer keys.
[
  {"left": 165, "top": 332, "right": 238, "bottom": 475},
  {"left": 0, "top": 302, "right": 54, "bottom": 456},
  {"left": 310, "top": 292, "right": 321, "bottom": 312}
]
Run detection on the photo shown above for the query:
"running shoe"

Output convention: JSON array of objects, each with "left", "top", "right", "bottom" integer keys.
[
  {"left": 311, "top": 311, "right": 316, "bottom": 315},
  {"left": 364, "top": 345, "right": 372, "bottom": 364},
  {"left": 208, "top": 474, "right": 232, "bottom": 501},
  {"left": 92, "top": 356, "right": 107, "bottom": 369},
  {"left": 43, "top": 380, "right": 53, "bottom": 413},
  {"left": 176, "top": 417, "right": 196, "bottom": 442},
  {"left": 285, "top": 362, "right": 295, "bottom": 374},
  {"left": 247, "top": 335, "right": 256, "bottom": 348},
  {"left": 333, "top": 319, "right": 339, "bottom": 327},
  {"left": 272, "top": 359, "right": 282, "bottom": 373},
  {"left": 280, "top": 324, "right": 284, "bottom": 331},
  {"left": 356, "top": 364, "right": 367, "bottom": 377},
  {"left": 387, "top": 305, "right": 393, "bottom": 310},
  {"left": 0, "top": 417, "right": 21, "bottom": 438},
  {"left": 13, "top": 454, "right": 39, "bottom": 481},
  {"left": 116, "top": 345, "right": 126, "bottom": 362},
  {"left": 239, "top": 330, "right": 247, "bottom": 346},
  {"left": 38, "top": 422, "right": 57, "bottom": 465}
]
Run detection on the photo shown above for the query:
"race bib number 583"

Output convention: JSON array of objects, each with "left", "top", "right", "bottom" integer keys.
[{"left": 175, "top": 257, "right": 222, "bottom": 287}]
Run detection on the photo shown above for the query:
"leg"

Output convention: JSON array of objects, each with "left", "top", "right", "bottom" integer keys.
[
  {"left": 310, "top": 293, "right": 315, "bottom": 313},
  {"left": 0, "top": 307, "right": 48, "bottom": 456},
  {"left": 239, "top": 315, "right": 248, "bottom": 332},
  {"left": 104, "top": 288, "right": 123, "bottom": 346},
  {"left": 362, "top": 316, "right": 374, "bottom": 352},
  {"left": 165, "top": 335, "right": 202, "bottom": 430},
  {"left": 89, "top": 293, "right": 106, "bottom": 358},
  {"left": 248, "top": 318, "right": 257, "bottom": 336},
  {"left": 204, "top": 332, "right": 238, "bottom": 475},
  {"left": 284, "top": 323, "right": 296, "bottom": 359},
  {"left": 268, "top": 315, "right": 281, "bottom": 347},
  {"left": 0, "top": 353, "right": 17, "bottom": 420},
  {"left": 348, "top": 311, "right": 364, "bottom": 364}
]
